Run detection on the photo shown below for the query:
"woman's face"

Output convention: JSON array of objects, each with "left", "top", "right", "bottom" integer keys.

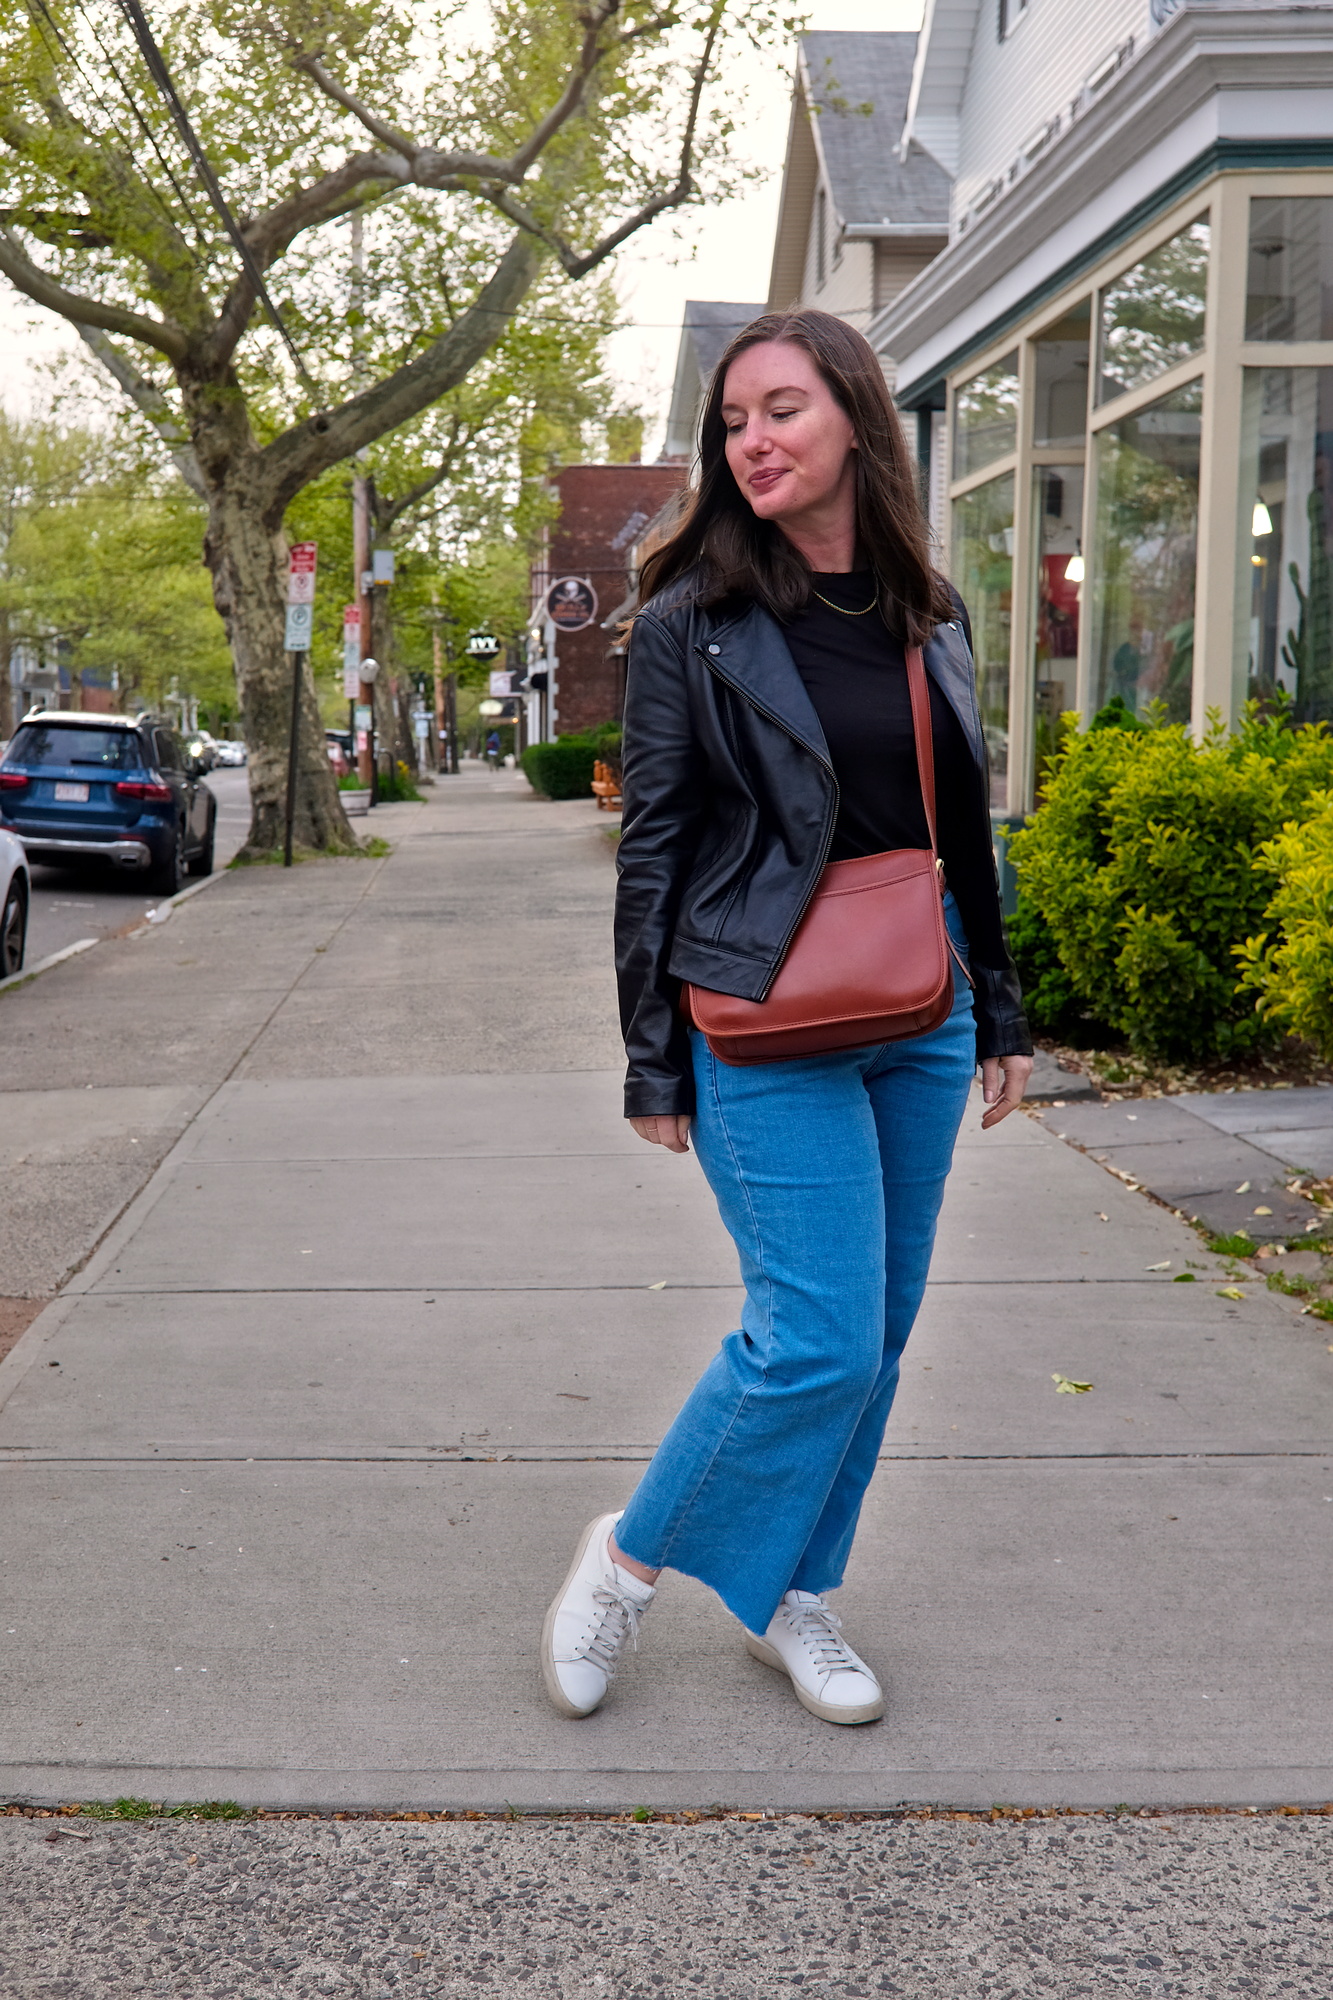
[{"left": 720, "top": 340, "right": 857, "bottom": 529}]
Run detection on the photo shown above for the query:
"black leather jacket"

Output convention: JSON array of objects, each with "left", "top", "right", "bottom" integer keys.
[{"left": 614, "top": 577, "right": 1031, "bottom": 1117}]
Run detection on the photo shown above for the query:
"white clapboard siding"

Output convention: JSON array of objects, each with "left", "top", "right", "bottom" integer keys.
[{"left": 953, "top": 0, "right": 1152, "bottom": 230}]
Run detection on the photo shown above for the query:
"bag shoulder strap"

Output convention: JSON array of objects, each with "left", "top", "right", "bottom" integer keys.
[{"left": 904, "top": 644, "right": 938, "bottom": 856}]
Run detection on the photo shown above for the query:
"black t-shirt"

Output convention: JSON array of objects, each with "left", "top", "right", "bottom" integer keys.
[{"left": 783, "top": 571, "right": 1007, "bottom": 968}]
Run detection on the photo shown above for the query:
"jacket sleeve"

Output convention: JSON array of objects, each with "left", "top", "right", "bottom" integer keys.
[
  {"left": 972, "top": 958, "right": 1033, "bottom": 1061},
  {"left": 615, "top": 612, "right": 709, "bottom": 1118}
]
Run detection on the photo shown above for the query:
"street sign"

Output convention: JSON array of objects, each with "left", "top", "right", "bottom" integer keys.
[
  {"left": 488, "top": 669, "right": 514, "bottom": 696},
  {"left": 286, "top": 542, "right": 318, "bottom": 604},
  {"left": 354, "top": 705, "right": 372, "bottom": 729},
  {"left": 372, "top": 549, "right": 395, "bottom": 585},
  {"left": 413, "top": 714, "right": 431, "bottom": 738},
  {"left": 545, "top": 577, "right": 597, "bottom": 631},
  {"left": 284, "top": 602, "right": 313, "bottom": 649},
  {"left": 342, "top": 603, "right": 360, "bottom": 669},
  {"left": 342, "top": 664, "right": 361, "bottom": 698}
]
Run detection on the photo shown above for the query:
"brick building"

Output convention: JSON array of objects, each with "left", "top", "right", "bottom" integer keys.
[{"left": 531, "top": 462, "right": 688, "bottom": 737}]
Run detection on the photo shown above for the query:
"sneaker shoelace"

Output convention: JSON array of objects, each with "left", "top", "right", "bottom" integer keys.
[
  {"left": 575, "top": 1585, "right": 645, "bottom": 1682},
  {"left": 784, "top": 1601, "right": 860, "bottom": 1682}
]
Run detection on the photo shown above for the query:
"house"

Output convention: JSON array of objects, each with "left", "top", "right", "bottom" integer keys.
[
  {"left": 766, "top": 30, "right": 950, "bottom": 357},
  {"left": 528, "top": 462, "right": 688, "bottom": 738},
  {"left": 662, "top": 301, "right": 766, "bottom": 461},
  {"left": 872, "top": 0, "right": 1333, "bottom": 818}
]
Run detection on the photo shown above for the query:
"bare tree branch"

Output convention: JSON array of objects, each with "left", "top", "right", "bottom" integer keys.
[
  {"left": 477, "top": 3, "right": 723, "bottom": 279},
  {"left": 72, "top": 323, "right": 206, "bottom": 500},
  {"left": 0, "top": 226, "right": 189, "bottom": 363},
  {"left": 256, "top": 232, "right": 543, "bottom": 517}
]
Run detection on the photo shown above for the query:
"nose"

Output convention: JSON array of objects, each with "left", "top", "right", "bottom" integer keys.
[{"left": 740, "top": 419, "right": 770, "bottom": 458}]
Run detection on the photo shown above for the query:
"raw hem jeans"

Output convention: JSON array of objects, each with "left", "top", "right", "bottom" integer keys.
[{"left": 615, "top": 893, "right": 977, "bottom": 1636}]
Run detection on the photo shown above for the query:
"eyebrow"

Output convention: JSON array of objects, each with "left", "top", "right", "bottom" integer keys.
[{"left": 719, "top": 385, "right": 813, "bottom": 414}]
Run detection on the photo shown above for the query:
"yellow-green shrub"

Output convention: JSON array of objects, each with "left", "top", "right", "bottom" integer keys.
[
  {"left": 1236, "top": 794, "right": 1333, "bottom": 1058},
  {"left": 1008, "top": 708, "right": 1333, "bottom": 1059}
]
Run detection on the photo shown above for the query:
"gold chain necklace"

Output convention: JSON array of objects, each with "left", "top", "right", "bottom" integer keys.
[{"left": 810, "top": 584, "right": 878, "bottom": 616}]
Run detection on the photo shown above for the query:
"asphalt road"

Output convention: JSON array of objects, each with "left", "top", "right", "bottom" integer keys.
[{"left": 22, "top": 767, "right": 251, "bottom": 967}]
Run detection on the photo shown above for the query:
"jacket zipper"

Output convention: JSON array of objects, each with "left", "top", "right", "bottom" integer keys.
[{"left": 696, "top": 644, "right": 840, "bottom": 1000}]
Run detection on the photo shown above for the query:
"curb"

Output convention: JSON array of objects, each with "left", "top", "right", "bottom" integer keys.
[{"left": 0, "top": 865, "right": 230, "bottom": 997}]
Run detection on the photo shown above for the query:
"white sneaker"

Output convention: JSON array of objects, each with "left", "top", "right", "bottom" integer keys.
[
  {"left": 745, "top": 1590, "right": 884, "bottom": 1725},
  {"left": 541, "top": 1512, "right": 656, "bottom": 1718}
]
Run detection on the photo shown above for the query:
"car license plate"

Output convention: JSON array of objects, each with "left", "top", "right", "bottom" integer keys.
[{"left": 54, "top": 781, "right": 90, "bottom": 802}]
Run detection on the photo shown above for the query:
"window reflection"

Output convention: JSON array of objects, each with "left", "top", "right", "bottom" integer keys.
[
  {"left": 1091, "top": 379, "right": 1202, "bottom": 724},
  {"left": 950, "top": 472, "right": 1014, "bottom": 809},
  {"left": 952, "top": 353, "right": 1019, "bottom": 479},
  {"left": 1031, "top": 465, "right": 1084, "bottom": 797},
  {"left": 1098, "top": 219, "right": 1209, "bottom": 404},
  {"left": 1032, "top": 303, "right": 1090, "bottom": 447},
  {"left": 1237, "top": 367, "right": 1333, "bottom": 724},
  {"left": 1246, "top": 198, "right": 1333, "bottom": 341}
]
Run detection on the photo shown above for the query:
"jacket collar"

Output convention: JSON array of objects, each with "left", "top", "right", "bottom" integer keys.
[
  {"left": 695, "top": 599, "right": 986, "bottom": 776},
  {"left": 694, "top": 601, "right": 830, "bottom": 769}
]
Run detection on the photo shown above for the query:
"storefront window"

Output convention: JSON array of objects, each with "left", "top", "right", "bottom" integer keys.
[
  {"left": 1090, "top": 378, "right": 1202, "bottom": 724},
  {"left": 1097, "top": 219, "right": 1209, "bottom": 405},
  {"left": 1032, "top": 303, "right": 1090, "bottom": 447},
  {"left": 1236, "top": 367, "right": 1333, "bottom": 723},
  {"left": 1031, "top": 464, "right": 1084, "bottom": 796},
  {"left": 950, "top": 472, "right": 1014, "bottom": 809},
  {"left": 1246, "top": 198, "right": 1333, "bottom": 340},
  {"left": 952, "top": 353, "right": 1019, "bottom": 479}
]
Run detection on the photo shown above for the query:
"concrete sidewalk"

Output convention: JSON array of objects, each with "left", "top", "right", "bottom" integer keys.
[{"left": 1, "top": 764, "right": 1330, "bottom": 1813}]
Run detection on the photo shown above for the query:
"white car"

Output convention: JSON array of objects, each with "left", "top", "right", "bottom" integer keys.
[
  {"left": 212, "top": 740, "right": 248, "bottom": 767},
  {"left": 0, "top": 825, "right": 29, "bottom": 976}
]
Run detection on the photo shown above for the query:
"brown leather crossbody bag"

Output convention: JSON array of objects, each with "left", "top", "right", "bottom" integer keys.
[{"left": 683, "top": 644, "right": 972, "bottom": 1067}]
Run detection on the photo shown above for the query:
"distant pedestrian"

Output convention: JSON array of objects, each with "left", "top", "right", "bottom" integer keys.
[
  {"left": 485, "top": 729, "right": 501, "bottom": 767},
  {"left": 542, "top": 309, "right": 1033, "bottom": 1727}
]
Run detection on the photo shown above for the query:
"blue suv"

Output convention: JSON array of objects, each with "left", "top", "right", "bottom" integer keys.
[{"left": 0, "top": 712, "right": 216, "bottom": 897}]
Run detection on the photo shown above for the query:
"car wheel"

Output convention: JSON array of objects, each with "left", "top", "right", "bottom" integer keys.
[
  {"left": 187, "top": 805, "right": 216, "bottom": 878},
  {"left": 0, "top": 877, "right": 26, "bottom": 976},
  {"left": 149, "top": 831, "right": 185, "bottom": 899}
]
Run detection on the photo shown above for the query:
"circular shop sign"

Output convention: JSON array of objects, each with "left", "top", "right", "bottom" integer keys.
[{"left": 545, "top": 577, "right": 598, "bottom": 633}]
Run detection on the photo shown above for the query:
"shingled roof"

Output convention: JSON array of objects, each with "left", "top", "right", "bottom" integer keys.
[{"left": 802, "top": 31, "right": 950, "bottom": 228}]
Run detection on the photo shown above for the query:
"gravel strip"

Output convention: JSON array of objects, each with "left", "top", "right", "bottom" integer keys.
[{"left": 1, "top": 1813, "right": 1329, "bottom": 1997}]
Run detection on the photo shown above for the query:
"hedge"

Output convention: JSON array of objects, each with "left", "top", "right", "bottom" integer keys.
[
  {"left": 1008, "top": 704, "right": 1333, "bottom": 1060},
  {"left": 521, "top": 725, "right": 622, "bottom": 802}
]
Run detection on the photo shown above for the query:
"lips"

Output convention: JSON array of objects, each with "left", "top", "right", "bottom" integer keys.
[{"left": 749, "top": 467, "right": 788, "bottom": 493}]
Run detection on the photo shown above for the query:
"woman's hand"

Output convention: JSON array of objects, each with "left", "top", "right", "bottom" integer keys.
[
  {"left": 629, "top": 1114, "right": 692, "bottom": 1154},
  {"left": 980, "top": 1054, "right": 1033, "bottom": 1131}
]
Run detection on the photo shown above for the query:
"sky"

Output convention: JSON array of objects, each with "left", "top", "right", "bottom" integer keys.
[{"left": 0, "top": 0, "right": 925, "bottom": 451}]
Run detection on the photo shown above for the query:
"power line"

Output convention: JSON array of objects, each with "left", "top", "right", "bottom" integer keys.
[
  {"left": 110, "top": 0, "right": 324, "bottom": 410},
  {"left": 68, "top": 0, "right": 210, "bottom": 244},
  {"left": 23, "top": 0, "right": 205, "bottom": 252}
]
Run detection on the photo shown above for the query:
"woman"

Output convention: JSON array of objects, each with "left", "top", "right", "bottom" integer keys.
[{"left": 541, "top": 310, "right": 1033, "bottom": 1726}]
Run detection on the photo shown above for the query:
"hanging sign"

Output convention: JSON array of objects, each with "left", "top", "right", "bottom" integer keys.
[
  {"left": 488, "top": 669, "right": 514, "bottom": 696},
  {"left": 545, "top": 577, "right": 598, "bottom": 632}
]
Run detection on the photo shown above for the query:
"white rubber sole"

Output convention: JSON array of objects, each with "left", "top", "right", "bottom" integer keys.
[
  {"left": 745, "top": 1631, "right": 885, "bottom": 1725},
  {"left": 540, "top": 1511, "right": 620, "bottom": 1719}
]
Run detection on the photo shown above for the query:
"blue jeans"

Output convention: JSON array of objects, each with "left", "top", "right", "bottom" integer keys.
[{"left": 616, "top": 894, "right": 977, "bottom": 1636}]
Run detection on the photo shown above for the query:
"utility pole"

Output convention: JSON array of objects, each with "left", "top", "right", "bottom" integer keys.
[{"left": 351, "top": 211, "right": 377, "bottom": 804}]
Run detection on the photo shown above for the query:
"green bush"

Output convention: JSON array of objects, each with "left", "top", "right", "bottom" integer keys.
[
  {"left": 1236, "top": 792, "right": 1333, "bottom": 1059},
  {"left": 1008, "top": 706, "right": 1333, "bottom": 1060},
  {"left": 1007, "top": 895, "right": 1106, "bottom": 1041},
  {"left": 376, "top": 759, "right": 423, "bottom": 803},
  {"left": 521, "top": 736, "right": 598, "bottom": 800}
]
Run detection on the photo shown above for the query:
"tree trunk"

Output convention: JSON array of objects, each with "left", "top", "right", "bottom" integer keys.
[{"left": 203, "top": 472, "right": 354, "bottom": 853}]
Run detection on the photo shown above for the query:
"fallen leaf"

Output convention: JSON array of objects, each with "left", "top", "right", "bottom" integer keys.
[
  {"left": 1253, "top": 1206, "right": 1273, "bottom": 1217},
  {"left": 1145, "top": 1260, "right": 1171, "bottom": 1271},
  {"left": 1097, "top": 1212, "right": 1108, "bottom": 1223},
  {"left": 1052, "top": 1373, "right": 1094, "bottom": 1394},
  {"left": 1173, "top": 1272, "right": 1197, "bottom": 1283},
  {"left": 1217, "top": 1287, "right": 1245, "bottom": 1301},
  {"left": 1235, "top": 1182, "right": 1251, "bottom": 1195},
  {"left": 647, "top": 1281, "right": 667, "bottom": 1291},
  {"left": 556, "top": 1391, "right": 590, "bottom": 1401}
]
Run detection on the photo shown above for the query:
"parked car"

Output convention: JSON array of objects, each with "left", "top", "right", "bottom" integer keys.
[
  {"left": 0, "top": 711, "right": 216, "bottom": 897},
  {"left": 212, "top": 738, "right": 247, "bottom": 767},
  {"left": 325, "top": 729, "right": 353, "bottom": 777},
  {"left": 0, "top": 824, "right": 29, "bottom": 976},
  {"left": 185, "top": 730, "right": 218, "bottom": 771}
]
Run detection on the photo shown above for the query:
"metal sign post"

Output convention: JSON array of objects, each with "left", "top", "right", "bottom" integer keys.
[{"left": 283, "top": 542, "right": 317, "bottom": 867}]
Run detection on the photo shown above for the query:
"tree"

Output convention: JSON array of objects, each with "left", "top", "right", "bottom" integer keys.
[{"left": 0, "top": 0, "right": 770, "bottom": 852}]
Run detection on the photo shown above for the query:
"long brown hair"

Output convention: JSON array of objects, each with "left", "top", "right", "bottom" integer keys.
[{"left": 638, "top": 310, "right": 952, "bottom": 645}]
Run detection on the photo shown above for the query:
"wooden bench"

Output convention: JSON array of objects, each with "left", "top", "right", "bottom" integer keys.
[{"left": 592, "top": 759, "right": 623, "bottom": 812}]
